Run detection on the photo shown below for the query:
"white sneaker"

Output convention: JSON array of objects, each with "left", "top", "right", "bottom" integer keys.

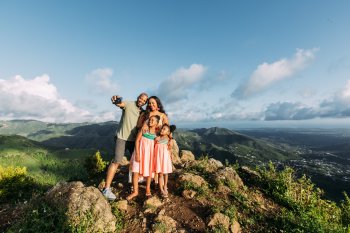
[{"left": 102, "top": 188, "right": 116, "bottom": 201}]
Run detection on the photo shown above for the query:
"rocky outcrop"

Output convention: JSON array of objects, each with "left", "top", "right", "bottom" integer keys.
[
  {"left": 230, "top": 220, "right": 242, "bottom": 233},
  {"left": 153, "top": 215, "right": 178, "bottom": 233},
  {"left": 180, "top": 150, "right": 195, "bottom": 162},
  {"left": 184, "top": 157, "right": 223, "bottom": 173},
  {"left": 45, "top": 181, "right": 116, "bottom": 232},
  {"left": 144, "top": 196, "right": 164, "bottom": 213},
  {"left": 178, "top": 173, "right": 208, "bottom": 188},
  {"left": 207, "top": 213, "right": 230, "bottom": 230},
  {"left": 171, "top": 140, "right": 181, "bottom": 165},
  {"left": 214, "top": 167, "right": 244, "bottom": 189}
]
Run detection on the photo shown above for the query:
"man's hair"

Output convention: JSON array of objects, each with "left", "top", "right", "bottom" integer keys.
[{"left": 138, "top": 92, "right": 148, "bottom": 99}]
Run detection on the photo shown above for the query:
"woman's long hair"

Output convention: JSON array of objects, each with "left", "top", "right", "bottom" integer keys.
[{"left": 145, "top": 96, "right": 166, "bottom": 119}]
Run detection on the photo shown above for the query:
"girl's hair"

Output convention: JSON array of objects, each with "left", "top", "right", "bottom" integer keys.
[
  {"left": 170, "top": 125, "right": 176, "bottom": 133},
  {"left": 162, "top": 124, "right": 176, "bottom": 150},
  {"left": 145, "top": 96, "right": 166, "bottom": 118},
  {"left": 162, "top": 124, "right": 176, "bottom": 134},
  {"left": 149, "top": 115, "right": 160, "bottom": 123}
]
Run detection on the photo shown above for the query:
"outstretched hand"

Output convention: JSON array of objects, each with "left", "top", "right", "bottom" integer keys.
[{"left": 111, "top": 95, "right": 120, "bottom": 103}]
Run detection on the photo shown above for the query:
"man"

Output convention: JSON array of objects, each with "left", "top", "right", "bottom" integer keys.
[{"left": 102, "top": 92, "right": 148, "bottom": 200}]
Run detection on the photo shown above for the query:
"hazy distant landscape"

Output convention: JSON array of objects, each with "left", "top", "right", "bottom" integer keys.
[{"left": 1, "top": 119, "right": 349, "bottom": 201}]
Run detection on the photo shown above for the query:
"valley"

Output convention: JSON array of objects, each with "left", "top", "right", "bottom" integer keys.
[{"left": 1, "top": 120, "right": 349, "bottom": 201}]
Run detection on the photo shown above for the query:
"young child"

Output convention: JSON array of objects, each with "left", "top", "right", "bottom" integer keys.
[
  {"left": 127, "top": 115, "right": 160, "bottom": 201},
  {"left": 154, "top": 124, "right": 176, "bottom": 198}
]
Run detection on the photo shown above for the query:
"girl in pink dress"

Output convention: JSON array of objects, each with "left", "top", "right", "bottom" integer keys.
[
  {"left": 154, "top": 124, "right": 176, "bottom": 198},
  {"left": 127, "top": 115, "right": 160, "bottom": 201}
]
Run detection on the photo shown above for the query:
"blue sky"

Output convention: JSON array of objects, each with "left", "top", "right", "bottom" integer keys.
[{"left": 1, "top": 1, "right": 350, "bottom": 128}]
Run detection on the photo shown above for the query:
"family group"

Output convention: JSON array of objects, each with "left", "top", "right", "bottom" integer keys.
[{"left": 101, "top": 93, "right": 176, "bottom": 201}]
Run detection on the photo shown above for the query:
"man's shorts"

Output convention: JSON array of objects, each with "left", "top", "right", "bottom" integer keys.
[{"left": 112, "top": 137, "right": 135, "bottom": 164}]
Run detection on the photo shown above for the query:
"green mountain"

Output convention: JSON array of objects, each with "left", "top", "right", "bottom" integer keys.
[
  {"left": 0, "top": 120, "right": 88, "bottom": 141},
  {"left": 174, "top": 127, "right": 296, "bottom": 166},
  {"left": 0, "top": 134, "right": 90, "bottom": 187},
  {"left": 0, "top": 120, "right": 296, "bottom": 166}
]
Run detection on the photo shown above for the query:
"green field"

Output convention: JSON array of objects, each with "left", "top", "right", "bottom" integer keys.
[{"left": 0, "top": 135, "right": 95, "bottom": 187}]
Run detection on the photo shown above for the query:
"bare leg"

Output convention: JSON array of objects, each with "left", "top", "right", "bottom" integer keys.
[
  {"left": 104, "top": 162, "right": 119, "bottom": 188},
  {"left": 146, "top": 176, "right": 152, "bottom": 195},
  {"left": 164, "top": 174, "right": 169, "bottom": 195},
  {"left": 127, "top": 172, "right": 139, "bottom": 200},
  {"left": 154, "top": 173, "right": 159, "bottom": 184},
  {"left": 158, "top": 173, "right": 164, "bottom": 194}
]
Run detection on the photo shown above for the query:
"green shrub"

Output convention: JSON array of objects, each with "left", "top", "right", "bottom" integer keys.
[
  {"left": 0, "top": 165, "right": 41, "bottom": 203},
  {"left": 340, "top": 192, "right": 350, "bottom": 230},
  {"left": 111, "top": 203, "right": 125, "bottom": 232},
  {"left": 85, "top": 150, "right": 107, "bottom": 176},
  {"left": 258, "top": 162, "right": 323, "bottom": 208},
  {"left": 258, "top": 162, "right": 347, "bottom": 233}
]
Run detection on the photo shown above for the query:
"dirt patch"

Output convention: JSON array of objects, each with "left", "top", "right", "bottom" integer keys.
[{"left": 110, "top": 165, "right": 209, "bottom": 232}]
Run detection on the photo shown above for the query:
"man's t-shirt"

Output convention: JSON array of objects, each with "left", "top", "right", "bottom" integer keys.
[{"left": 116, "top": 101, "right": 141, "bottom": 141}]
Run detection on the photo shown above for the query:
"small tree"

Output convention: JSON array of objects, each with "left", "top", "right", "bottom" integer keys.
[{"left": 85, "top": 151, "right": 107, "bottom": 176}]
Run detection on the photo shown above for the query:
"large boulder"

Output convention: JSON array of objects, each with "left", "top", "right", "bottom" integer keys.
[
  {"left": 186, "top": 158, "right": 223, "bottom": 173},
  {"left": 178, "top": 173, "right": 208, "bottom": 188},
  {"left": 207, "top": 213, "right": 230, "bottom": 230},
  {"left": 207, "top": 158, "right": 224, "bottom": 171},
  {"left": 214, "top": 167, "right": 244, "bottom": 189},
  {"left": 45, "top": 181, "right": 116, "bottom": 232},
  {"left": 230, "top": 220, "right": 242, "bottom": 233},
  {"left": 180, "top": 150, "right": 195, "bottom": 162},
  {"left": 153, "top": 215, "right": 178, "bottom": 233},
  {"left": 171, "top": 140, "right": 181, "bottom": 165}
]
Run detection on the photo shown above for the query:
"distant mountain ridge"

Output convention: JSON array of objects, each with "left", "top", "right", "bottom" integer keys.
[
  {"left": 175, "top": 127, "right": 296, "bottom": 166},
  {"left": 1, "top": 120, "right": 349, "bottom": 201},
  {"left": 0, "top": 120, "right": 294, "bottom": 167}
]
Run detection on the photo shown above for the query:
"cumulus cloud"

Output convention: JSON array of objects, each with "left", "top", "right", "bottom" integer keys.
[
  {"left": 0, "top": 75, "right": 115, "bottom": 122},
  {"left": 169, "top": 79, "right": 350, "bottom": 123},
  {"left": 167, "top": 98, "right": 261, "bottom": 123},
  {"left": 198, "top": 70, "right": 230, "bottom": 91},
  {"left": 232, "top": 48, "right": 318, "bottom": 99},
  {"left": 264, "top": 102, "right": 316, "bottom": 120},
  {"left": 262, "top": 80, "right": 350, "bottom": 120},
  {"left": 154, "top": 64, "right": 207, "bottom": 103},
  {"left": 86, "top": 68, "right": 118, "bottom": 94},
  {"left": 318, "top": 80, "right": 350, "bottom": 117}
]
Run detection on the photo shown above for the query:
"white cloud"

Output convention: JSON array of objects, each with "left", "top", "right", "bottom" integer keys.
[
  {"left": 232, "top": 48, "right": 318, "bottom": 99},
  {"left": 154, "top": 64, "right": 207, "bottom": 103},
  {"left": 340, "top": 80, "right": 350, "bottom": 99},
  {"left": 262, "top": 80, "right": 350, "bottom": 120},
  {"left": 86, "top": 68, "right": 118, "bottom": 94},
  {"left": 264, "top": 102, "right": 316, "bottom": 120},
  {"left": 0, "top": 74, "right": 115, "bottom": 123},
  {"left": 167, "top": 79, "right": 350, "bottom": 123},
  {"left": 166, "top": 98, "right": 261, "bottom": 123}
]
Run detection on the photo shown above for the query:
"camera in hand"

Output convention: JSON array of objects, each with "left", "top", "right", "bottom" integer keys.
[{"left": 113, "top": 97, "right": 123, "bottom": 105}]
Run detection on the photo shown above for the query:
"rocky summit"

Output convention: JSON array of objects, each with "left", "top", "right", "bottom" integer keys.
[{"left": 2, "top": 148, "right": 349, "bottom": 233}]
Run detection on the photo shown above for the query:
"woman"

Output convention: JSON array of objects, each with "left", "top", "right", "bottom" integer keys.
[{"left": 137, "top": 96, "right": 169, "bottom": 129}]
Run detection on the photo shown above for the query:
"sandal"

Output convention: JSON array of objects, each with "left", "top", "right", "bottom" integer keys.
[
  {"left": 163, "top": 189, "right": 169, "bottom": 198},
  {"left": 146, "top": 192, "right": 152, "bottom": 198},
  {"left": 162, "top": 193, "right": 168, "bottom": 198},
  {"left": 126, "top": 192, "right": 138, "bottom": 202}
]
